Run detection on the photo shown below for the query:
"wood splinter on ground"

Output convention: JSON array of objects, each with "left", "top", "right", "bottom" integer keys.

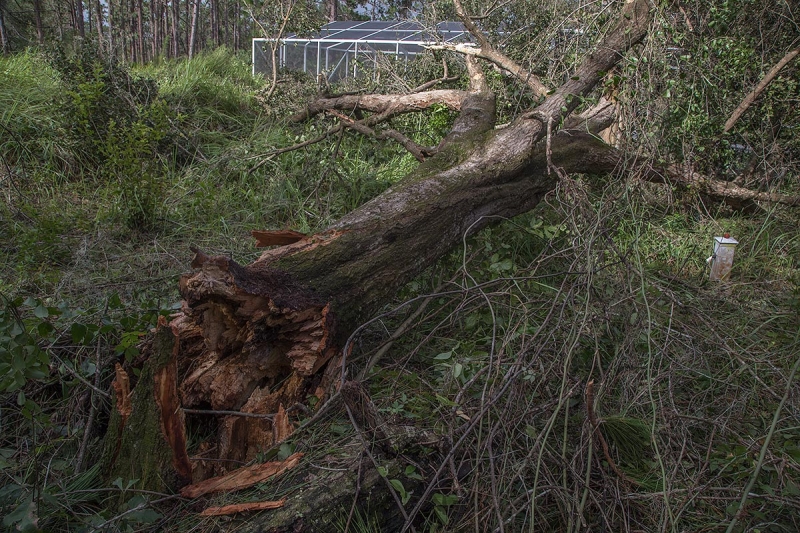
[
  {"left": 181, "top": 452, "right": 304, "bottom": 498},
  {"left": 199, "top": 499, "right": 287, "bottom": 517}
]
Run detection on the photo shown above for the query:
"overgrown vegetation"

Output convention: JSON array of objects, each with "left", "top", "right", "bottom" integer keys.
[{"left": 1, "top": 0, "right": 799, "bottom": 530}]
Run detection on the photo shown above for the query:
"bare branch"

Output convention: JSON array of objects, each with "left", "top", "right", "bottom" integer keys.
[
  {"left": 327, "top": 110, "right": 432, "bottom": 162},
  {"left": 411, "top": 58, "right": 460, "bottom": 93},
  {"left": 445, "top": 0, "right": 549, "bottom": 97},
  {"left": 723, "top": 48, "right": 799, "bottom": 133}
]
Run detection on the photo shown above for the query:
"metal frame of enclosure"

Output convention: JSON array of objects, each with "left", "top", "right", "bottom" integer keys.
[{"left": 252, "top": 21, "right": 467, "bottom": 81}]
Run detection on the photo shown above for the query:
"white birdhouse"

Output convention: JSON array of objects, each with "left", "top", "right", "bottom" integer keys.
[{"left": 708, "top": 234, "right": 739, "bottom": 281}]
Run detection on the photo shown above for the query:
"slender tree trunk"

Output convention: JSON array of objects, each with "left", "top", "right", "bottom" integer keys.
[
  {"left": 188, "top": 0, "right": 200, "bottom": 59},
  {"left": 150, "top": 0, "right": 158, "bottom": 58},
  {"left": 107, "top": 0, "right": 114, "bottom": 56},
  {"left": 232, "top": 0, "right": 238, "bottom": 50},
  {"left": 327, "top": 0, "right": 337, "bottom": 22},
  {"left": 33, "top": 0, "right": 44, "bottom": 45},
  {"left": 136, "top": 0, "right": 145, "bottom": 62},
  {"left": 210, "top": 0, "right": 219, "bottom": 46},
  {"left": 222, "top": 0, "right": 228, "bottom": 48},
  {"left": 184, "top": 0, "right": 189, "bottom": 54},
  {"left": 0, "top": 0, "right": 8, "bottom": 54},
  {"left": 55, "top": 1, "right": 65, "bottom": 41},
  {"left": 76, "top": 0, "right": 86, "bottom": 38},
  {"left": 94, "top": 0, "right": 105, "bottom": 52},
  {"left": 170, "top": 0, "right": 179, "bottom": 57}
]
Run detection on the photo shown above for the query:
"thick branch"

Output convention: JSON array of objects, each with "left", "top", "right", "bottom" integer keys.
[
  {"left": 289, "top": 90, "right": 468, "bottom": 123},
  {"left": 547, "top": 131, "right": 800, "bottom": 208}
]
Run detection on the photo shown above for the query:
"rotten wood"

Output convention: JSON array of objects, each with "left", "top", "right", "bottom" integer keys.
[{"left": 181, "top": 452, "right": 303, "bottom": 498}]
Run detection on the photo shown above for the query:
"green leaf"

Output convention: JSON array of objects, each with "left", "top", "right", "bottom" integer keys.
[
  {"left": 434, "top": 505, "right": 449, "bottom": 525},
  {"left": 71, "top": 323, "right": 88, "bottom": 344},
  {"left": 1, "top": 495, "right": 38, "bottom": 531}
]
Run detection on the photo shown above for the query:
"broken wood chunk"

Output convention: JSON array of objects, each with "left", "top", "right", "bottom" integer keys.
[
  {"left": 272, "top": 404, "right": 293, "bottom": 444},
  {"left": 181, "top": 452, "right": 303, "bottom": 498},
  {"left": 251, "top": 229, "right": 308, "bottom": 247},
  {"left": 199, "top": 498, "right": 287, "bottom": 516},
  {"left": 111, "top": 363, "right": 132, "bottom": 422},
  {"left": 154, "top": 316, "right": 193, "bottom": 482}
]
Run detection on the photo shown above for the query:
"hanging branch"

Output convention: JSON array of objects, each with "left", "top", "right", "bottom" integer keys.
[{"left": 723, "top": 48, "right": 799, "bottom": 133}]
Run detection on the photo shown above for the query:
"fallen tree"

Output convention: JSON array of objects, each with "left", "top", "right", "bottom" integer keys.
[{"left": 100, "top": 0, "right": 800, "bottom": 530}]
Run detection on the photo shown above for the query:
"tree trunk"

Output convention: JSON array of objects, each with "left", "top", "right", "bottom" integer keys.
[
  {"left": 188, "top": 0, "right": 199, "bottom": 58},
  {"left": 136, "top": 0, "right": 144, "bottom": 62},
  {"left": 170, "top": 0, "right": 179, "bottom": 57},
  {"left": 107, "top": 0, "right": 114, "bottom": 57},
  {"left": 76, "top": 0, "right": 86, "bottom": 38},
  {"left": 33, "top": 0, "right": 44, "bottom": 45},
  {"left": 327, "top": 0, "right": 337, "bottom": 22},
  {"left": 93, "top": 0, "right": 104, "bottom": 52},
  {"left": 0, "top": 0, "right": 8, "bottom": 55}
]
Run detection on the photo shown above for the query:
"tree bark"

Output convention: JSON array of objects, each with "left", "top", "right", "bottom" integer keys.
[{"left": 188, "top": 0, "right": 200, "bottom": 59}]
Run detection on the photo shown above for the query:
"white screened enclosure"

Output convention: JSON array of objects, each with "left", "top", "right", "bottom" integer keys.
[{"left": 252, "top": 21, "right": 468, "bottom": 82}]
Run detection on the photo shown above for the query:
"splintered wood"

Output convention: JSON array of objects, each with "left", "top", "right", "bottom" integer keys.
[
  {"left": 199, "top": 499, "right": 286, "bottom": 516},
  {"left": 154, "top": 317, "right": 193, "bottom": 482},
  {"left": 181, "top": 452, "right": 303, "bottom": 498},
  {"left": 251, "top": 229, "right": 307, "bottom": 247},
  {"left": 172, "top": 250, "right": 337, "bottom": 474}
]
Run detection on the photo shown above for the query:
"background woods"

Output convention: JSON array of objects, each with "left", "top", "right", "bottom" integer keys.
[{"left": 0, "top": 0, "right": 250, "bottom": 60}]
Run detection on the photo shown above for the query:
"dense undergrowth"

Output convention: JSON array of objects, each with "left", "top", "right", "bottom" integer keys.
[{"left": 1, "top": 36, "right": 799, "bottom": 533}]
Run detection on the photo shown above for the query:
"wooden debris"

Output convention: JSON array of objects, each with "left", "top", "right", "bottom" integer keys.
[
  {"left": 181, "top": 452, "right": 303, "bottom": 498},
  {"left": 272, "top": 404, "right": 293, "bottom": 444},
  {"left": 251, "top": 229, "right": 308, "bottom": 247},
  {"left": 199, "top": 498, "right": 287, "bottom": 516},
  {"left": 111, "top": 363, "right": 132, "bottom": 422},
  {"left": 153, "top": 316, "right": 193, "bottom": 482}
]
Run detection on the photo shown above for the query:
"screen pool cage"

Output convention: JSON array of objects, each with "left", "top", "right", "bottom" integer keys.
[{"left": 252, "top": 21, "right": 468, "bottom": 82}]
